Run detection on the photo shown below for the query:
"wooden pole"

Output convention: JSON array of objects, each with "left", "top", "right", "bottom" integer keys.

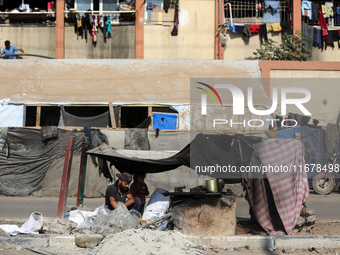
[
  {"left": 77, "top": 137, "right": 89, "bottom": 207},
  {"left": 76, "top": 137, "right": 85, "bottom": 207},
  {"left": 56, "top": 0, "right": 65, "bottom": 59},
  {"left": 57, "top": 137, "right": 74, "bottom": 218},
  {"left": 35, "top": 106, "right": 41, "bottom": 127}
]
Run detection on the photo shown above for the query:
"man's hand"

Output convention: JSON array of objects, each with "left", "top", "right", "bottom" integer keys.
[{"left": 125, "top": 194, "right": 135, "bottom": 208}]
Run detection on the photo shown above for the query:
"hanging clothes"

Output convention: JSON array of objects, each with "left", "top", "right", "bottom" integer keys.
[
  {"left": 268, "top": 22, "right": 281, "bottom": 32},
  {"left": 280, "top": 21, "right": 292, "bottom": 35},
  {"left": 243, "top": 25, "right": 251, "bottom": 38},
  {"left": 302, "top": 22, "right": 314, "bottom": 54},
  {"left": 107, "top": 16, "right": 112, "bottom": 35},
  {"left": 325, "top": 31, "right": 334, "bottom": 49},
  {"left": 103, "top": 16, "right": 107, "bottom": 39},
  {"left": 311, "top": 2, "right": 321, "bottom": 24},
  {"left": 318, "top": 10, "right": 328, "bottom": 36},
  {"left": 171, "top": 7, "right": 179, "bottom": 36},
  {"left": 332, "top": 30, "right": 340, "bottom": 49},
  {"left": 263, "top": 0, "right": 281, "bottom": 23},
  {"left": 301, "top": 1, "right": 312, "bottom": 20},
  {"left": 259, "top": 24, "right": 268, "bottom": 43},
  {"left": 249, "top": 24, "right": 260, "bottom": 33},
  {"left": 163, "top": 0, "right": 170, "bottom": 13},
  {"left": 313, "top": 28, "right": 323, "bottom": 49}
]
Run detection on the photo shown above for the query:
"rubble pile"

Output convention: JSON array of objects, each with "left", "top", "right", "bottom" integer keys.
[
  {"left": 89, "top": 228, "right": 200, "bottom": 255},
  {"left": 294, "top": 210, "right": 316, "bottom": 233}
]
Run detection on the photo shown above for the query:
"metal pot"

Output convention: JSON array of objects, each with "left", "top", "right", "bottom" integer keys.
[{"left": 206, "top": 179, "right": 218, "bottom": 193}]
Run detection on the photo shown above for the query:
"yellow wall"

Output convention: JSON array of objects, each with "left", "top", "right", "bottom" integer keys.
[
  {"left": 224, "top": 30, "right": 283, "bottom": 60},
  {"left": 144, "top": 0, "right": 215, "bottom": 59}
]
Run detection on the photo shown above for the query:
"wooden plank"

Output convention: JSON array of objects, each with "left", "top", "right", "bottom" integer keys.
[
  {"left": 109, "top": 102, "right": 116, "bottom": 128},
  {"left": 148, "top": 106, "right": 152, "bottom": 129},
  {"left": 35, "top": 106, "right": 41, "bottom": 127},
  {"left": 57, "top": 137, "right": 74, "bottom": 218}
]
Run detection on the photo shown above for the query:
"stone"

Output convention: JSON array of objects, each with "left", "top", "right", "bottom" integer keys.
[{"left": 75, "top": 234, "right": 104, "bottom": 248}]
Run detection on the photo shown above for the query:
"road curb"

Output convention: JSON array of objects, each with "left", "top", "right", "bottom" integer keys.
[
  {"left": 185, "top": 235, "right": 340, "bottom": 249},
  {"left": 1, "top": 233, "right": 340, "bottom": 250},
  {"left": 0, "top": 234, "right": 75, "bottom": 248}
]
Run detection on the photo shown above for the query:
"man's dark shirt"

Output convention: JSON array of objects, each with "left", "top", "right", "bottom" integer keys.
[{"left": 105, "top": 181, "right": 131, "bottom": 210}]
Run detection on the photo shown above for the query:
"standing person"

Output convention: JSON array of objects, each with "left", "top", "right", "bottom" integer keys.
[
  {"left": 1, "top": 40, "right": 25, "bottom": 59},
  {"left": 130, "top": 173, "right": 149, "bottom": 215},
  {"left": 105, "top": 172, "right": 140, "bottom": 212}
]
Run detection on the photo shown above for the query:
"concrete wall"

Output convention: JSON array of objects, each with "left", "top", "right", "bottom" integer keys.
[
  {"left": 65, "top": 24, "right": 135, "bottom": 59},
  {"left": 0, "top": 24, "right": 135, "bottom": 59},
  {"left": 0, "top": 25, "right": 56, "bottom": 58},
  {"left": 144, "top": 0, "right": 215, "bottom": 60},
  {"left": 270, "top": 70, "right": 340, "bottom": 124},
  {"left": 224, "top": 31, "right": 283, "bottom": 61}
]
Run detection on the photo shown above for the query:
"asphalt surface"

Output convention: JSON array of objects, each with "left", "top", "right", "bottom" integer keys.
[{"left": 0, "top": 191, "right": 340, "bottom": 221}]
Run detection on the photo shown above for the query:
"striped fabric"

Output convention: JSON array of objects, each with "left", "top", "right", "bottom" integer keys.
[{"left": 244, "top": 138, "right": 309, "bottom": 235}]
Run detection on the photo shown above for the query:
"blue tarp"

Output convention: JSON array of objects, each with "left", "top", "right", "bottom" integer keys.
[{"left": 152, "top": 113, "right": 178, "bottom": 130}]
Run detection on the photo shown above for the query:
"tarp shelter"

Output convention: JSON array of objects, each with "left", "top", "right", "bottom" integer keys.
[
  {"left": 0, "top": 104, "right": 25, "bottom": 127},
  {"left": 0, "top": 127, "right": 107, "bottom": 196},
  {"left": 87, "top": 133, "right": 259, "bottom": 180},
  {"left": 243, "top": 138, "right": 309, "bottom": 235}
]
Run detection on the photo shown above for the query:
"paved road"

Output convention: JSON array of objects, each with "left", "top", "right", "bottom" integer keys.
[{"left": 0, "top": 191, "right": 339, "bottom": 221}]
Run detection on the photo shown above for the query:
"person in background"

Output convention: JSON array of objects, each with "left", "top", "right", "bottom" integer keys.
[
  {"left": 105, "top": 172, "right": 140, "bottom": 212},
  {"left": 1, "top": 40, "right": 25, "bottom": 59},
  {"left": 130, "top": 173, "right": 149, "bottom": 215}
]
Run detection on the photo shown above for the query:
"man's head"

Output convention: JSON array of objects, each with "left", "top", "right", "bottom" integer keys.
[
  {"left": 117, "top": 172, "right": 132, "bottom": 193},
  {"left": 4, "top": 40, "right": 10, "bottom": 49}
]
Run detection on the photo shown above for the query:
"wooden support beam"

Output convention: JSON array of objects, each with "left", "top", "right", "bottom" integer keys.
[
  {"left": 148, "top": 106, "right": 152, "bottom": 129},
  {"left": 35, "top": 106, "right": 41, "bottom": 127},
  {"left": 109, "top": 102, "right": 116, "bottom": 128},
  {"left": 57, "top": 137, "right": 74, "bottom": 218}
]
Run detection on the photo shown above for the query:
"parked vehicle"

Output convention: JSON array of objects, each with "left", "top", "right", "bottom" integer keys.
[{"left": 312, "top": 153, "right": 340, "bottom": 195}]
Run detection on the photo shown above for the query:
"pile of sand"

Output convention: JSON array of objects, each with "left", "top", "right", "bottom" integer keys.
[{"left": 90, "top": 229, "right": 200, "bottom": 255}]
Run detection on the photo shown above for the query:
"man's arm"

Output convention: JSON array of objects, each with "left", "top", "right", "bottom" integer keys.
[
  {"left": 124, "top": 194, "right": 135, "bottom": 208},
  {"left": 109, "top": 196, "right": 119, "bottom": 210},
  {"left": 18, "top": 48, "right": 25, "bottom": 55}
]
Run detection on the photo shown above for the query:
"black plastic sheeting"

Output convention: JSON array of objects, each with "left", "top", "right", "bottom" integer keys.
[
  {"left": 59, "top": 107, "right": 110, "bottom": 127},
  {"left": 0, "top": 128, "right": 107, "bottom": 196},
  {"left": 88, "top": 133, "right": 260, "bottom": 180}
]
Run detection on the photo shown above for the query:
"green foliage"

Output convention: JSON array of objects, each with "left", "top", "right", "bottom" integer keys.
[{"left": 246, "top": 31, "right": 311, "bottom": 61}]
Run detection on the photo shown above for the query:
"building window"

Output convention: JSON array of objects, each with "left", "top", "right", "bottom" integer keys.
[
  {"left": 225, "top": 0, "right": 291, "bottom": 23},
  {"left": 145, "top": 0, "right": 177, "bottom": 24}
]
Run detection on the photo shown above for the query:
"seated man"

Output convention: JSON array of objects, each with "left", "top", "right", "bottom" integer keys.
[{"left": 105, "top": 172, "right": 140, "bottom": 212}]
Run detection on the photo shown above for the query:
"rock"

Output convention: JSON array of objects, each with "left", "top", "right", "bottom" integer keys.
[{"left": 75, "top": 234, "right": 104, "bottom": 248}]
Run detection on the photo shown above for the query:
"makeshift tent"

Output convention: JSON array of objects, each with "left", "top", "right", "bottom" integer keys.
[
  {"left": 0, "top": 127, "right": 107, "bottom": 196},
  {"left": 243, "top": 138, "right": 309, "bottom": 235},
  {"left": 87, "top": 133, "right": 259, "bottom": 180}
]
